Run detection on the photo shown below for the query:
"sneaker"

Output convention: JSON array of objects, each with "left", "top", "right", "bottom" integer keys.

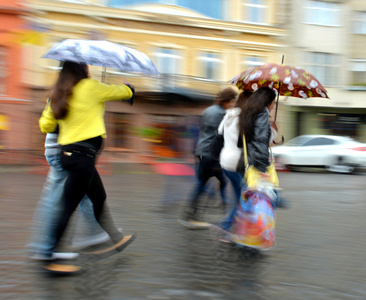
[
  {"left": 52, "top": 252, "right": 79, "bottom": 260},
  {"left": 43, "top": 263, "right": 81, "bottom": 275},
  {"left": 28, "top": 252, "right": 79, "bottom": 261},
  {"left": 71, "top": 227, "right": 123, "bottom": 248},
  {"left": 219, "top": 237, "right": 233, "bottom": 244},
  {"left": 83, "top": 233, "right": 136, "bottom": 255},
  {"left": 178, "top": 219, "right": 211, "bottom": 229},
  {"left": 218, "top": 231, "right": 233, "bottom": 244},
  {"left": 28, "top": 253, "right": 54, "bottom": 261},
  {"left": 71, "top": 232, "right": 109, "bottom": 249}
]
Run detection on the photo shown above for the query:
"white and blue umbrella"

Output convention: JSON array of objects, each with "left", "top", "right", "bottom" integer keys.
[{"left": 42, "top": 39, "right": 160, "bottom": 76}]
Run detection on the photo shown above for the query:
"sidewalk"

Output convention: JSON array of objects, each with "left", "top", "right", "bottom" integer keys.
[{"left": 1, "top": 170, "right": 365, "bottom": 299}]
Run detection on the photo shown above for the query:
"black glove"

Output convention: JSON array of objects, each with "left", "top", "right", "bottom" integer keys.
[{"left": 125, "top": 84, "right": 135, "bottom": 106}]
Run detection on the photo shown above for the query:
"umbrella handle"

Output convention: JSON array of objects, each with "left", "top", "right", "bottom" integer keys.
[
  {"left": 274, "top": 55, "right": 284, "bottom": 122},
  {"left": 274, "top": 88, "right": 280, "bottom": 122},
  {"left": 102, "top": 66, "right": 106, "bottom": 83}
]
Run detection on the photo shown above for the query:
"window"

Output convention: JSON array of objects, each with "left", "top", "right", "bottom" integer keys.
[
  {"left": 353, "top": 12, "right": 366, "bottom": 34},
  {"left": 109, "top": 0, "right": 146, "bottom": 6},
  {"left": 153, "top": 48, "right": 181, "bottom": 75},
  {"left": 176, "top": 0, "right": 224, "bottom": 19},
  {"left": 304, "top": 1, "right": 341, "bottom": 26},
  {"left": 60, "top": 0, "right": 85, "bottom": 3},
  {"left": 349, "top": 59, "right": 366, "bottom": 86},
  {"left": 306, "top": 52, "right": 338, "bottom": 86},
  {"left": 0, "top": 47, "right": 8, "bottom": 94},
  {"left": 160, "top": 0, "right": 176, "bottom": 4},
  {"left": 0, "top": 114, "right": 9, "bottom": 149},
  {"left": 243, "top": 56, "right": 264, "bottom": 69},
  {"left": 199, "top": 52, "right": 221, "bottom": 80},
  {"left": 109, "top": 0, "right": 224, "bottom": 19},
  {"left": 303, "top": 137, "right": 335, "bottom": 146},
  {"left": 285, "top": 136, "right": 312, "bottom": 146},
  {"left": 113, "top": 113, "right": 133, "bottom": 149},
  {"left": 243, "top": 0, "right": 266, "bottom": 24}
]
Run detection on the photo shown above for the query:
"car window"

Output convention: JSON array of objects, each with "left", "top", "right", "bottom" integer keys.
[
  {"left": 302, "top": 137, "right": 335, "bottom": 146},
  {"left": 284, "top": 136, "right": 312, "bottom": 146}
]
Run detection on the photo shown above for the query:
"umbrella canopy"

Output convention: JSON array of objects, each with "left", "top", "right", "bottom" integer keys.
[
  {"left": 42, "top": 39, "right": 160, "bottom": 76},
  {"left": 229, "top": 63, "right": 329, "bottom": 99}
]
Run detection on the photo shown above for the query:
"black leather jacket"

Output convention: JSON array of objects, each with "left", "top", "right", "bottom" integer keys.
[
  {"left": 246, "top": 110, "right": 271, "bottom": 172},
  {"left": 194, "top": 104, "right": 226, "bottom": 160}
]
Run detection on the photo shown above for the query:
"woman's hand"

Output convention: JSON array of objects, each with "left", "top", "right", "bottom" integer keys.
[
  {"left": 270, "top": 120, "right": 284, "bottom": 145},
  {"left": 259, "top": 171, "right": 271, "bottom": 181},
  {"left": 270, "top": 120, "right": 278, "bottom": 132}
]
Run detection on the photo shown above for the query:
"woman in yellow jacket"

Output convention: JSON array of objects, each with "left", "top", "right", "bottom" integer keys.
[{"left": 39, "top": 61, "right": 136, "bottom": 262}]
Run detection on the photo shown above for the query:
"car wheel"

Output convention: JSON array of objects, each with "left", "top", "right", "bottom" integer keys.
[{"left": 325, "top": 157, "right": 355, "bottom": 174}]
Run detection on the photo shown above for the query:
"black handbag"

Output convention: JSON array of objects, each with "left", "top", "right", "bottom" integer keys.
[
  {"left": 211, "top": 129, "right": 224, "bottom": 158},
  {"left": 236, "top": 134, "right": 244, "bottom": 173}
]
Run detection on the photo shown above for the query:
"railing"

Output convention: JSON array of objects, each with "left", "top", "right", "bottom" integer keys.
[{"left": 104, "top": 71, "right": 228, "bottom": 95}]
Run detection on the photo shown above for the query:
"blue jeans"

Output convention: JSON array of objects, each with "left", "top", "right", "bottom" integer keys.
[
  {"left": 27, "top": 154, "right": 104, "bottom": 256},
  {"left": 219, "top": 169, "right": 244, "bottom": 230}
]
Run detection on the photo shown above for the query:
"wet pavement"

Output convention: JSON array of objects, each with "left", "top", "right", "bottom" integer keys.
[{"left": 0, "top": 164, "right": 366, "bottom": 299}]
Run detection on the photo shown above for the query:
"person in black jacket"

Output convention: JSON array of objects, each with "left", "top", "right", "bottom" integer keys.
[
  {"left": 178, "top": 85, "right": 239, "bottom": 229},
  {"left": 239, "top": 87, "right": 276, "bottom": 175}
]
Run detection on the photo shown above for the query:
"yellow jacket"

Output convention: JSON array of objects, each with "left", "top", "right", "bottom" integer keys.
[{"left": 39, "top": 78, "right": 133, "bottom": 145}]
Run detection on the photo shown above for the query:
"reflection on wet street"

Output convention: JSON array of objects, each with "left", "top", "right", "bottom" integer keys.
[{"left": 0, "top": 168, "right": 365, "bottom": 299}]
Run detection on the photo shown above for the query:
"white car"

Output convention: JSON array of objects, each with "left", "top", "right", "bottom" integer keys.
[{"left": 271, "top": 135, "right": 366, "bottom": 173}]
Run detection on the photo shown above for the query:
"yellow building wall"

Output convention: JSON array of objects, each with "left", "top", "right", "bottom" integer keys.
[{"left": 24, "top": 0, "right": 286, "bottom": 99}]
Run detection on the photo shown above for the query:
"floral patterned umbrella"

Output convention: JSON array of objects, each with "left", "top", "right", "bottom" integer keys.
[{"left": 229, "top": 63, "right": 329, "bottom": 99}]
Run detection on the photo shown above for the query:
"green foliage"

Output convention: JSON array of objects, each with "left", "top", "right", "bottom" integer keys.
[{"left": 131, "top": 126, "right": 162, "bottom": 139}]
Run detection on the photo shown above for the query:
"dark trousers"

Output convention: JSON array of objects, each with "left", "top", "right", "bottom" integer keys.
[
  {"left": 189, "top": 156, "right": 227, "bottom": 212},
  {"left": 52, "top": 143, "right": 105, "bottom": 252}
]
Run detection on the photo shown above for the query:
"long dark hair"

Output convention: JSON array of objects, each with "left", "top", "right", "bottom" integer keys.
[
  {"left": 235, "top": 90, "right": 252, "bottom": 108},
  {"left": 238, "top": 87, "right": 276, "bottom": 140},
  {"left": 50, "top": 61, "right": 88, "bottom": 119}
]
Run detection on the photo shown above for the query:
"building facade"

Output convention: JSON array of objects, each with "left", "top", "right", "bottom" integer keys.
[
  {"left": 5, "top": 0, "right": 286, "bottom": 164},
  {"left": 0, "top": 0, "right": 35, "bottom": 164},
  {"left": 283, "top": 0, "right": 366, "bottom": 142}
]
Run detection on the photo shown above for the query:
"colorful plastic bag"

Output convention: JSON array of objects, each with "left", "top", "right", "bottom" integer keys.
[{"left": 230, "top": 187, "right": 276, "bottom": 249}]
